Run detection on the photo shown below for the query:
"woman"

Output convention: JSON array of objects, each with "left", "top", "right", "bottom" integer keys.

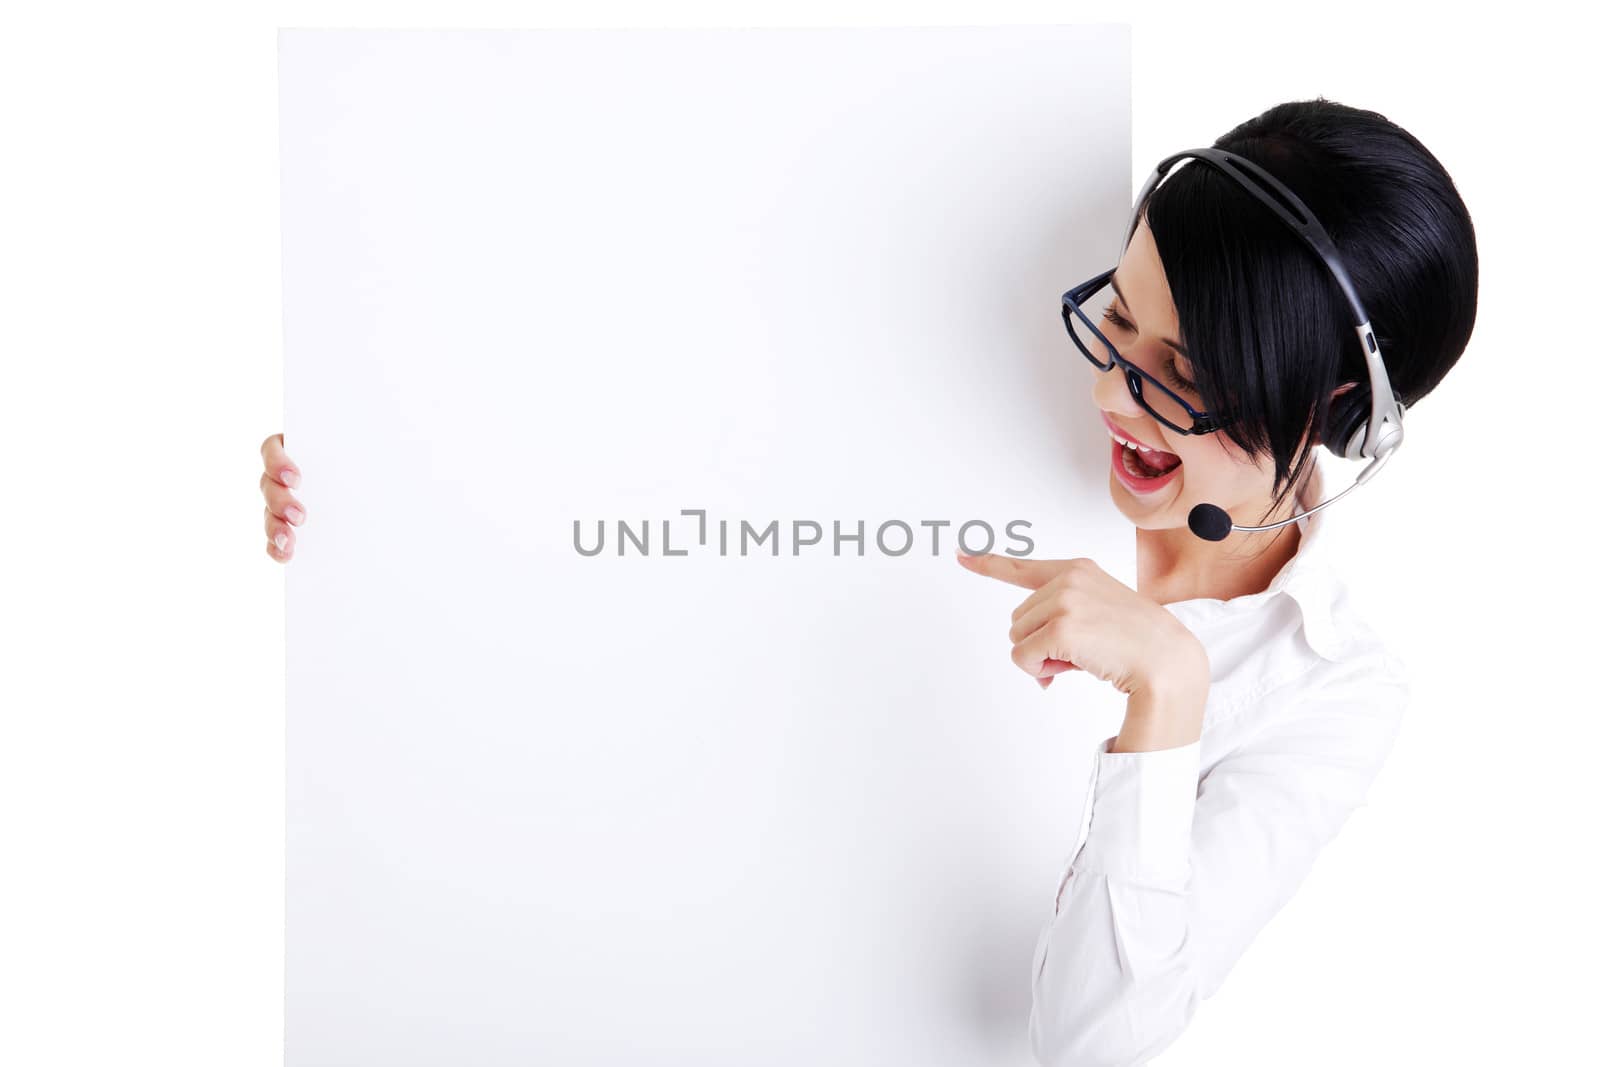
[
  {"left": 259, "top": 98, "right": 1476, "bottom": 1065},
  {"left": 955, "top": 99, "right": 1475, "bottom": 1065}
]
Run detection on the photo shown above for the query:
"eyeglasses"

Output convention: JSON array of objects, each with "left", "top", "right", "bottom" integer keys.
[{"left": 1062, "top": 267, "right": 1235, "bottom": 436}]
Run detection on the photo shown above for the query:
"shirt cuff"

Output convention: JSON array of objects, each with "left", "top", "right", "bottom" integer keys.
[{"left": 1070, "top": 733, "right": 1203, "bottom": 886}]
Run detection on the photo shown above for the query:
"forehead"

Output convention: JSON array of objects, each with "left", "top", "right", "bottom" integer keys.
[{"left": 1112, "top": 218, "right": 1178, "bottom": 324}]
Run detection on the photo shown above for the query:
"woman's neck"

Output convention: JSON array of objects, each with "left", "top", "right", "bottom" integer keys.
[{"left": 1135, "top": 503, "right": 1303, "bottom": 607}]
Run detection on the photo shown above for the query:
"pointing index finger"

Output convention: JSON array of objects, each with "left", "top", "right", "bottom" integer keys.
[{"left": 954, "top": 551, "right": 1057, "bottom": 591}]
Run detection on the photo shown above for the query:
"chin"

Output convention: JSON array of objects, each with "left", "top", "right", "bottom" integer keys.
[{"left": 1108, "top": 461, "right": 1189, "bottom": 520}]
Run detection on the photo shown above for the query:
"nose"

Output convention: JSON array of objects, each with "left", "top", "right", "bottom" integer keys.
[{"left": 1091, "top": 361, "right": 1146, "bottom": 422}]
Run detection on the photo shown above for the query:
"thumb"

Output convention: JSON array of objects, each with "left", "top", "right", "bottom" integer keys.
[
  {"left": 955, "top": 551, "right": 1072, "bottom": 591},
  {"left": 1039, "top": 657, "right": 1079, "bottom": 678},
  {"left": 1036, "top": 660, "right": 1078, "bottom": 690}
]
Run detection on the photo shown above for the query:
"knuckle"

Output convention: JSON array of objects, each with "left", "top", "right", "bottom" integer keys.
[{"left": 1063, "top": 557, "right": 1098, "bottom": 582}]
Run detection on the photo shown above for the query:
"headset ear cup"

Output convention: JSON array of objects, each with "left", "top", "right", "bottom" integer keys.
[{"left": 1323, "top": 385, "right": 1372, "bottom": 460}]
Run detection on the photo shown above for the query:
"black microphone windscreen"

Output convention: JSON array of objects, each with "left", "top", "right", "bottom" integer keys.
[{"left": 1188, "top": 503, "right": 1233, "bottom": 542}]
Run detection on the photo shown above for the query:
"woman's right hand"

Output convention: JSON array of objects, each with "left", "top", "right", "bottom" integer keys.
[{"left": 261, "top": 432, "right": 305, "bottom": 564}]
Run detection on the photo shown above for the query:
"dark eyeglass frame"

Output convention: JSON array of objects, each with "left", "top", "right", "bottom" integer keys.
[{"left": 1061, "top": 267, "right": 1236, "bottom": 436}]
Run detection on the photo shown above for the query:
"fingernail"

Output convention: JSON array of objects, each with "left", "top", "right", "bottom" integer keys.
[
  {"left": 286, "top": 506, "right": 305, "bottom": 525},
  {"left": 274, "top": 532, "right": 288, "bottom": 550},
  {"left": 282, "top": 469, "right": 299, "bottom": 488}
]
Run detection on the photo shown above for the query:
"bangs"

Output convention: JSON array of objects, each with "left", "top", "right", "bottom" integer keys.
[{"left": 1142, "top": 159, "right": 1361, "bottom": 522}]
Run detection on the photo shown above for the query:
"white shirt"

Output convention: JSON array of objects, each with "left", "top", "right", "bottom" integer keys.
[{"left": 1028, "top": 456, "right": 1411, "bottom": 1067}]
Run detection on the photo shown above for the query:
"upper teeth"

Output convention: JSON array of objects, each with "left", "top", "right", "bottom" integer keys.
[{"left": 1108, "top": 428, "right": 1154, "bottom": 453}]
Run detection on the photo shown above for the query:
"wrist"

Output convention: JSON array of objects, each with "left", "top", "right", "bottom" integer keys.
[
  {"left": 1114, "top": 636, "right": 1210, "bottom": 753},
  {"left": 1135, "top": 623, "right": 1210, "bottom": 699}
]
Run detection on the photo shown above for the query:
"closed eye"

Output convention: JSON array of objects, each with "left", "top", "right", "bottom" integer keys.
[
  {"left": 1102, "top": 305, "right": 1199, "bottom": 393},
  {"left": 1162, "top": 356, "right": 1198, "bottom": 393},
  {"left": 1101, "top": 305, "right": 1132, "bottom": 332}
]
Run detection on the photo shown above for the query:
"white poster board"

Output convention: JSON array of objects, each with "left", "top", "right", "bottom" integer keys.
[{"left": 281, "top": 26, "right": 1132, "bottom": 1065}]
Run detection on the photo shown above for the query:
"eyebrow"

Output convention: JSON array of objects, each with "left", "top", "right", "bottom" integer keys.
[{"left": 1109, "top": 272, "right": 1189, "bottom": 357}]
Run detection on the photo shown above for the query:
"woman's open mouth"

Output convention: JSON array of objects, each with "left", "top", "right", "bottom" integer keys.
[{"left": 1104, "top": 419, "right": 1183, "bottom": 494}]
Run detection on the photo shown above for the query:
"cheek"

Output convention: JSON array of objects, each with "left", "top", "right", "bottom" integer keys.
[{"left": 1174, "top": 435, "right": 1266, "bottom": 493}]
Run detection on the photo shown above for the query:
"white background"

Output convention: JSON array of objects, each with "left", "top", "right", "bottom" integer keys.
[{"left": 3, "top": 3, "right": 1594, "bottom": 1066}]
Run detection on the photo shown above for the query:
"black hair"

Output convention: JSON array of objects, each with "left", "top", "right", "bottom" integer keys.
[{"left": 1143, "top": 97, "right": 1478, "bottom": 523}]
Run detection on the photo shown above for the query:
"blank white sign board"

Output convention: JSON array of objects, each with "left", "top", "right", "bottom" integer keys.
[{"left": 282, "top": 26, "right": 1132, "bottom": 1065}]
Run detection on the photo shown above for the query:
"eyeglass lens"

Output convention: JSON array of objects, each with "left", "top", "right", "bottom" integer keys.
[{"left": 1065, "top": 285, "right": 1201, "bottom": 433}]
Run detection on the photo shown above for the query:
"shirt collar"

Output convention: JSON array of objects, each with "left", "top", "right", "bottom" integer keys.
[{"left": 1166, "top": 453, "right": 1353, "bottom": 663}]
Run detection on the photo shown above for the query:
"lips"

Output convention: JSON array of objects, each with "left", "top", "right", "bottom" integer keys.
[
  {"left": 1101, "top": 412, "right": 1183, "bottom": 493},
  {"left": 1110, "top": 438, "right": 1183, "bottom": 492},
  {"left": 1100, "top": 412, "right": 1171, "bottom": 454}
]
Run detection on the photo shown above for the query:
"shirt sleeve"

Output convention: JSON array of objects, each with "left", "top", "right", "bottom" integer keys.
[{"left": 1028, "top": 654, "right": 1410, "bottom": 1067}]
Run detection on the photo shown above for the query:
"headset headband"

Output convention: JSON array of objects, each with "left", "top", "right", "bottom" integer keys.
[{"left": 1125, "top": 147, "right": 1405, "bottom": 461}]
